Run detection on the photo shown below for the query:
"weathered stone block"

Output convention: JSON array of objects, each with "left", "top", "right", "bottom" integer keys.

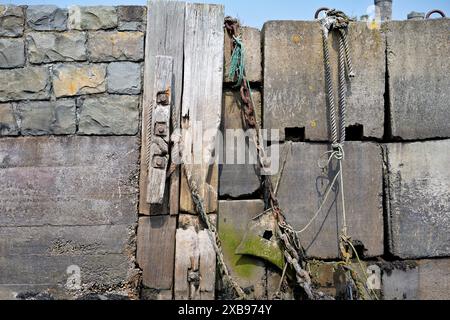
[
  {"left": 78, "top": 95, "right": 139, "bottom": 135},
  {"left": 117, "top": 6, "right": 146, "bottom": 32},
  {"left": 219, "top": 90, "right": 261, "bottom": 198},
  {"left": 0, "top": 103, "right": 19, "bottom": 136},
  {"left": 107, "top": 62, "right": 142, "bottom": 94},
  {"left": 26, "top": 5, "right": 68, "bottom": 31},
  {"left": 218, "top": 200, "right": 267, "bottom": 299},
  {"left": 386, "top": 20, "right": 450, "bottom": 139},
  {"left": 0, "top": 5, "right": 24, "bottom": 37},
  {"left": 68, "top": 6, "right": 117, "bottom": 30},
  {"left": 381, "top": 260, "right": 450, "bottom": 300},
  {"left": 224, "top": 27, "right": 262, "bottom": 83},
  {"left": 27, "top": 32, "right": 87, "bottom": 64},
  {"left": 0, "top": 136, "right": 139, "bottom": 226},
  {"left": 273, "top": 142, "right": 384, "bottom": 259},
  {"left": 17, "top": 100, "right": 76, "bottom": 135},
  {"left": 88, "top": 31, "right": 144, "bottom": 62},
  {"left": 0, "top": 38, "right": 25, "bottom": 68},
  {"left": 0, "top": 225, "right": 132, "bottom": 256},
  {"left": 263, "top": 21, "right": 385, "bottom": 141},
  {"left": 0, "top": 254, "right": 134, "bottom": 299},
  {"left": 416, "top": 259, "right": 450, "bottom": 300},
  {"left": 52, "top": 64, "right": 106, "bottom": 98},
  {"left": 381, "top": 261, "right": 419, "bottom": 300},
  {"left": 0, "top": 66, "right": 50, "bottom": 102},
  {"left": 386, "top": 140, "right": 450, "bottom": 259}
]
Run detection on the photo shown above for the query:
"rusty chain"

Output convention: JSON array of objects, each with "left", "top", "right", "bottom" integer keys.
[{"left": 225, "top": 16, "right": 321, "bottom": 300}]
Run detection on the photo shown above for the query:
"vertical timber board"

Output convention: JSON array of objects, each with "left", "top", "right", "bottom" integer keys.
[
  {"left": 174, "top": 226, "right": 198, "bottom": 300},
  {"left": 174, "top": 220, "right": 217, "bottom": 300},
  {"left": 146, "top": 56, "right": 173, "bottom": 205},
  {"left": 180, "top": 3, "right": 225, "bottom": 214},
  {"left": 139, "top": 0, "right": 185, "bottom": 215},
  {"left": 137, "top": 215, "right": 177, "bottom": 293}
]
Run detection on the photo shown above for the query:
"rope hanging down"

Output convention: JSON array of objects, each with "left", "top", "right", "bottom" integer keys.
[
  {"left": 181, "top": 13, "right": 377, "bottom": 301},
  {"left": 319, "top": 9, "right": 379, "bottom": 300}
]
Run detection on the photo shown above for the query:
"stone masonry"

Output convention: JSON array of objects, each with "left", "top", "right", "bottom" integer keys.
[
  {"left": 0, "top": 5, "right": 146, "bottom": 300},
  {"left": 0, "top": 5, "right": 144, "bottom": 137},
  {"left": 0, "top": 3, "right": 449, "bottom": 300}
]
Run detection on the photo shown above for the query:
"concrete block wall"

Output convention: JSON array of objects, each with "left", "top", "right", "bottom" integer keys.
[
  {"left": 0, "top": 4, "right": 146, "bottom": 299},
  {"left": 219, "top": 18, "right": 450, "bottom": 300}
]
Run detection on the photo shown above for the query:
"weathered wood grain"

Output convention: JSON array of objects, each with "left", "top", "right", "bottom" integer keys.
[
  {"left": 174, "top": 226, "right": 198, "bottom": 300},
  {"left": 146, "top": 56, "right": 173, "bottom": 205},
  {"left": 139, "top": 0, "right": 185, "bottom": 215},
  {"left": 174, "top": 226, "right": 216, "bottom": 300},
  {"left": 137, "top": 215, "right": 177, "bottom": 292},
  {"left": 180, "top": 3, "right": 224, "bottom": 214}
]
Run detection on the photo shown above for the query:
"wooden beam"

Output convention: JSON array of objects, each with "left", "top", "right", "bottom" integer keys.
[
  {"left": 174, "top": 216, "right": 217, "bottom": 300},
  {"left": 146, "top": 56, "right": 173, "bottom": 205},
  {"left": 137, "top": 215, "right": 177, "bottom": 293},
  {"left": 139, "top": 0, "right": 185, "bottom": 215},
  {"left": 180, "top": 3, "right": 224, "bottom": 214}
]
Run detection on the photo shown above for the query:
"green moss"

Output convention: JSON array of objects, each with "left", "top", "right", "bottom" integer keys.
[
  {"left": 219, "top": 223, "right": 263, "bottom": 279},
  {"left": 235, "top": 232, "right": 285, "bottom": 271}
]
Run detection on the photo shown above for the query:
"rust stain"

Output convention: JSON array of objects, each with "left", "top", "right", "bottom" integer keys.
[{"left": 292, "top": 34, "right": 302, "bottom": 44}]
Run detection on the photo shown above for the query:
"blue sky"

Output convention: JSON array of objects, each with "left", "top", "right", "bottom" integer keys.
[{"left": 3, "top": 0, "right": 450, "bottom": 28}]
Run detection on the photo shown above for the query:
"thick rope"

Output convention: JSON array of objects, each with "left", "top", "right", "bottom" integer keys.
[{"left": 318, "top": 10, "right": 379, "bottom": 301}]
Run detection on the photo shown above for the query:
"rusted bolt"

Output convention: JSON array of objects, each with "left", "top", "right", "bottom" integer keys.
[
  {"left": 157, "top": 91, "right": 170, "bottom": 105},
  {"left": 314, "top": 7, "right": 330, "bottom": 19},
  {"left": 153, "top": 156, "right": 165, "bottom": 169},
  {"left": 154, "top": 123, "right": 167, "bottom": 136},
  {"left": 426, "top": 9, "right": 446, "bottom": 19}
]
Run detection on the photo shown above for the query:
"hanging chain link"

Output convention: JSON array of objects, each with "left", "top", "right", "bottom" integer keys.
[{"left": 225, "top": 16, "right": 321, "bottom": 300}]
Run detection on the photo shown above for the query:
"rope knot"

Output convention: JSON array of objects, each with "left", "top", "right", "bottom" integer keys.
[{"left": 332, "top": 143, "right": 345, "bottom": 160}]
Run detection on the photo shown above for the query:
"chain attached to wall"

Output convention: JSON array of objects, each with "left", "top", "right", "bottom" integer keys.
[{"left": 225, "top": 16, "right": 320, "bottom": 300}]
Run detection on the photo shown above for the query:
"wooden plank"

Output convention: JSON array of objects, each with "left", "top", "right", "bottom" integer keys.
[
  {"left": 198, "top": 230, "right": 216, "bottom": 300},
  {"left": 173, "top": 223, "right": 217, "bottom": 300},
  {"left": 179, "top": 3, "right": 224, "bottom": 214},
  {"left": 174, "top": 226, "right": 198, "bottom": 300},
  {"left": 146, "top": 56, "right": 173, "bottom": 204},
  {"left": 139, "top": 0, "right": 185, "bottom": 215},
  {"left": 137, "top": 215, "right": 177, "bottom": 292}
]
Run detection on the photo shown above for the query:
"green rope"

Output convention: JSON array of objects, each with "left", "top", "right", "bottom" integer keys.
[{"left": 229, "top": 35, "right": 245, "bottom": 87}]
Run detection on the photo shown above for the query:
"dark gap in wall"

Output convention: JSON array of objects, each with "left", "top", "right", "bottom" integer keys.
[
  {"left": 284, "top": 127, "right": 305, "bottom": 142},
  {"left": 345, "top": 124, "right": 364, "bottom": 141},
  {"left": 382, "top": 35, "right": 394, "bottom": 142},
  {"left": 380, "top": 145, "right": 400, "bottom": 262},
  {"left": 263, "top": 230, "right": 273, "bottom": 241},
  {"left": 218, "top": 187, "right": 263, "bottom": 201},
  {"left": 222, "top": 81, "right": 262, "bottom": 90},
  {"left": 351, "top": 239, "right": 367, "bottom": 259}
]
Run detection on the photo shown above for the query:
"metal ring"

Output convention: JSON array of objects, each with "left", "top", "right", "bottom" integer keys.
[
  {"left": 426, "top": 9, "right": 446, "bottom": 19},
  {"left": 314, "top": 7, "right": 330, "bottom": 19}
]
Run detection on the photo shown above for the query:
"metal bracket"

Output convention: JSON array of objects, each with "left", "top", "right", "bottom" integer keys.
[{"left": 146, "top": 56, "right": 174, "bottom": 205}]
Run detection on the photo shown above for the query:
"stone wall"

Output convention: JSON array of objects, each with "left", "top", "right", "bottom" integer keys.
[
  {"left": 219, "top": 19, "right": 450, "bottom": 300},
  {"left": 0, "top": 3, "right": 449, "bottom": 300},
  {"left": 0, "top": 4, "right": 146, "bottom": 299}
]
